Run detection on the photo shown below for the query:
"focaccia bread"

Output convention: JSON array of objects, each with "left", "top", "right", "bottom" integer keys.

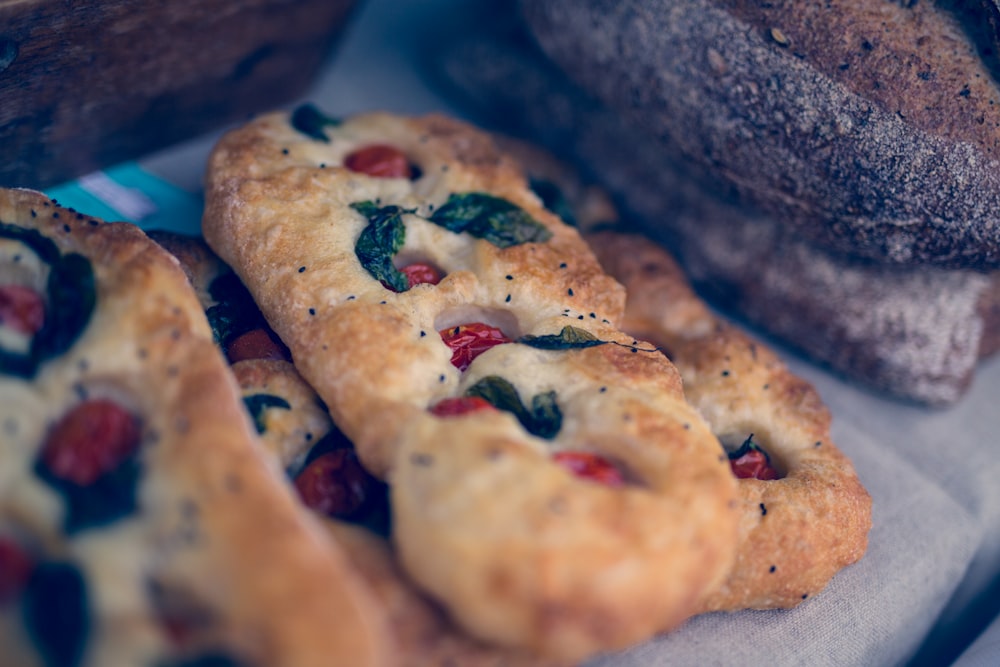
[
  {"left": 499, "top": 138, "right": 871, "bottom": 610},
  {"left": 432, "top": 12, "right": 1000, "bottom": 405},
  {"left": 0, "top": 188, "right": 388, "bottom": 667},
  {"left": 523, "top": 0, "right": 1000, "bottom": 269},
  {"left": 155, "top": 230, "right": 560, "bottom": 665},
  {"left": 203, "top": 107, "right": 740, "bottom": 661}
]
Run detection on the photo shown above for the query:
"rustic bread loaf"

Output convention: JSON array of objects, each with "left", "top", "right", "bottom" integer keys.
[
  {"left": 431, "top": 10, "right": 1000, "bottom": 405},
  {"left": 522, "top": 0, "right": 1000, "bottom": 269}
]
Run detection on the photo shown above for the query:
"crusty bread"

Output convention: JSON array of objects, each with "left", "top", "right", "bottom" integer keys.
[
  {"left": 203, "top": 108, "right": 740, "bottom": 661},
  {"left": 433, "top": 11, "right": 1000, "bottom": 405},
  {"left": 523, "top": 0, "right": 1000, "bottom": 268},
  {"left": 0, "top": 189, "right": 388, "bottom": 667},
  {"left": 498, "top": 137, "right": 871, "bottom": 611}
]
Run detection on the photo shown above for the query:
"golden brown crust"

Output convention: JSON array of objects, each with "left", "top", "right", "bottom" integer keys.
[
  {"left": 203, "top": 109, "right": 740, "bottom": 661},
  {"left": 585, "top": 230, "right": 872, "bottom": 611},
  {"left": 0, "top": 188, "right": 388, "bottom": 667}
]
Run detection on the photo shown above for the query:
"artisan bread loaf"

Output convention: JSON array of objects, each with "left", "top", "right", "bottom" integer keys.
[
  {"left": 431, "top": 8, "right": 1000, "bottom": 405},
  {"left": 522, "top": 0, "right": 1000, "bottom": 269}
]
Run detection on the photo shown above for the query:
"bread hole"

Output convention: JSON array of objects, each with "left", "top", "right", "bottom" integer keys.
[
  {"left": 718, "top": 432, "right": 785, "bottom": 480},
  {"left": 391, "top": 252, "right": 444, "bottom": 289},
  {"left": 434, "top": 306, "right": 521, "bottom": 339}
]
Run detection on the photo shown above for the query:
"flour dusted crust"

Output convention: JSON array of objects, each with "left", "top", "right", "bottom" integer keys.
[
  {"left": 0, "top": 189, "right": 387, "bottom": 667},
  {"left": 203, "top": 109, "right": 740, "bottom": 660},
  {"left": 497, "top": 138, "right": 871, "bottom": 611}
]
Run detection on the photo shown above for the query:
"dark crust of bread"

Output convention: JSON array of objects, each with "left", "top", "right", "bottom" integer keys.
[
  {"left": 433, "top": 17, "right": 1000, "bottom": 406},
  {"left": 0, "top": 189, "right": 388, "bottom": 667},
  {"left": 523, "top": 0, "right": 1000, "bottom": 268}
]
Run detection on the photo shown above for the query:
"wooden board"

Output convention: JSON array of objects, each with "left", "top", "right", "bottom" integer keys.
[{"left": 0, "top": 0, "right": 359, "bottom": 189}]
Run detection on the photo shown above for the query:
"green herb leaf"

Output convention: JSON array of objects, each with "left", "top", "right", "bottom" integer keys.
[
  {"left": 428, "top": 193, "right": 552, "bottom": 248},
  {"left": 465, "top": 375, "right": 562, "bottom": 440},
  {"left": 243, "top": 394, "right": 292, "bottom": 434},
  {"left": 519, "top": 326, "right": 606, "bottom": 351},
  {"left": 0, "top": 222, "right": 96, "bottom": 379},
  {"left": 528, "top": 391, "right": 562, "bottom": 440},
  {"left": 529, "top": 178, "right": 577, "bottom": 228},
  {"left": 351, "top": 201, "right": 410, "bottom": 292},
  {"left": 34, "top": 452, "right": 141, "bottom": 535},
  {"left": 205, "top": 271, "right": 267, "bottom": 347},
  {"left": 727, "top": 434, "right": 769, "bottom": 461},
  {"left": 290, "top": 103, "right": 341, "bottom": 143}
]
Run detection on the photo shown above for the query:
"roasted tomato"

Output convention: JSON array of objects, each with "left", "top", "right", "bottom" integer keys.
[
  {"left": 429, "top": 396, "right": 497, "bottom": 417},
  {"left": 39, "top": 400, "right": 142, "bottom": 486},
  {"left": 399, "top": 263, "right": 443, "bottom": 289},
  {"left": 439, "top": 323, "right": 511, "bottom": 372},
  {"left": 294, "top": 449, "right": 376, "bottom": 519},
  {"left": 225, "top": 328, "right": 290, "bottom": 364},
  {"left": 0, "top": 284, "right": 45, "bottom": 335},
  {"left": 344, "top": 144, "right": 414, "bottom": 179},
  {"left": 553, "top": 451, "right": 625, "bottom": 486},
  {"left": 728, "top": 435, "right": 780, "bottom": 480}
]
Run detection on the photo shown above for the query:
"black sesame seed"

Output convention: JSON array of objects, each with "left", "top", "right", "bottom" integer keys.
[
  {"left": 319, "top": 163, "right": 327, "bottom": 169},
  {"left": 559, "top": 262, "right": 567, "bottom": 268},
  {"left": 763, "top": 383, "right": 770, "bottom": 390},
  {"left": 721, "top": 370, "right": 730, "bottom": 377},
  {"left": 683, "top": 423, "right": 691, "bottom": 430},
  {"left": 770, "top": 565, "right": 777, "bottom": 573},
  {"left": 420, "top": 331, "right": 426, "bottom": 337},
  {"left": 30, "top": 209, "right": 36, "bottom": 217},
  {"left": 308, "top": 308, "right": 316, "bottom": 316},
  {"left": 577, "top": 315, "right": 584, "bottom": 320},
  {"left": 53, "top": 212, "right": 60, "bottom": 219},
  {"left": 282, "top": 148, "right": 289, "bottom": 155},
  {"left": 589, "top": 313, "right": 596, "bottom": 318},
  {"left": 347, "top": 295, "right": 356, "bottom": 301},
  {"left": 815, "top": 441, "right": 823, "bottom": 447},
  {"left": 802, "top": 594, "right": 809, "bottom": 600},
  {"left": 760, "top": 503, "right": 767, "bottom": 516},
  {"left": 505, "top": 294, "right": 512, "bottom": 303},
  {"left": 567, "top": 288, "right": 574, "bottom": 296},
  {"left": 505, "top": 275, "right": 513, "bottom": 280},
  {"left": 305, "top": 432, "right": 313, "bottom": 441},
  {"left": 298, "top": 266, "right": 306, "bottom": 273},
  {"left": 62, "top": 224, "right": 71, "bottom": 233},
  {"left": 599, "top": 387, "right": 607, "bottom": 393},
  {"left": 439, "top": 374, "right": 446, "bottom": 382}
]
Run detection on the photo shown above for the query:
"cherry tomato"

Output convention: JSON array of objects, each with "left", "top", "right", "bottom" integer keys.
[
  {"left": 553, "top": 451, "right": 625, "bottom": 487},
  {"left": 400, "top": 263, "right": 443, "bottom": 289},
  {"left": 429, "top": 396, "right": 497, "bottom": 417},
  {"left": 225, "top": 328, "right": 290, "bottom": 363},
  {"left": 40, "top": 399, "right": 142, "bottom": 486},
  {"left": 294, "top": 450, "right": 375, "bottom": 519},
  {"left": 439, "top": 323, "right": 511, "bottom": 372},
  {"left": 729, "top": 449, "right": 780, "bottom": 480},
  {"left": 0, "top": 284, "right": 45, "bottom": 335},
  {"left": 0, "top": 537, "right": 34, "bottom": 603},
  {"left": 344, "top": 144, "right": 414, "bottom": 179}
]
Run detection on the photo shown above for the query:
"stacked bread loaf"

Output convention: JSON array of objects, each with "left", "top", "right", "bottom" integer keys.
[{"left": 432, "top": 0, "right": 1000, "bottom": 405}]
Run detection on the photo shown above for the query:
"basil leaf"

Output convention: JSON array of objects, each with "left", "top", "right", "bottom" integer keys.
[
  {"left": 243, "top": 394, "right": 292, "bottom": 434},
  {"left": 727, "top": 434, "right": 769, "bottom": 461},
  {"left": 528, "top": 390, "right": 562, "bottom": 440},
  {"left": 351, "top": 201, "right": 410, "bottom": 292},
  {"left": 428, "top": 193, "right": 552, "bottom": 248},
  {"left": 529, "top": 178, "right": 577, "bottom": 228},
  {"left": 290, "top": 103, "right": 340, "bottom": 143},
  {"left": 0, "top": 223, "right": 96, "bottom": 379},
  {"left": 23, "top": 562, "right": 90, "bottom": 667},
  {"left": 205, "top": 271, "right": 267, "bottom": 346},
  {"left": 465, "top": 375, "right": 562, "bottom": 440},
  {"left": 34, "top": 453, "right": 142, "bottom": 535},
  {"left": 519, "top": 326, "right": 606, "bottom": 351}
]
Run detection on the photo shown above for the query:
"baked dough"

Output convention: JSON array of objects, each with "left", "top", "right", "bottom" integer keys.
[
  {"left": 203, "top": 108, "right": 740, "bottom": 661},
  {"left": 0, "top": 189, "right": 388, "bottom": 667},
  {"left": 496, "top": 139, "right": 872, "bottom": 611}
]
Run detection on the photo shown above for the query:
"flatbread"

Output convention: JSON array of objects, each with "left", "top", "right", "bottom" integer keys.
[
  {"left": 0, "top": 188, "right": 388, "bottom": 667},
  {"left": 203, "top": 107, "right": 740, "bottom": 661}
]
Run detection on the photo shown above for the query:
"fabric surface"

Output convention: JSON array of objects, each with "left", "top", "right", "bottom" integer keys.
[{"left": 101, "top": 0, "right": 999, "bottom": 663}]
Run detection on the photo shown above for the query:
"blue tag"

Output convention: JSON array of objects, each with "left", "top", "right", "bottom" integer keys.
[{"left": 45, "top": 162, "right": 203, "bottom": 236}]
